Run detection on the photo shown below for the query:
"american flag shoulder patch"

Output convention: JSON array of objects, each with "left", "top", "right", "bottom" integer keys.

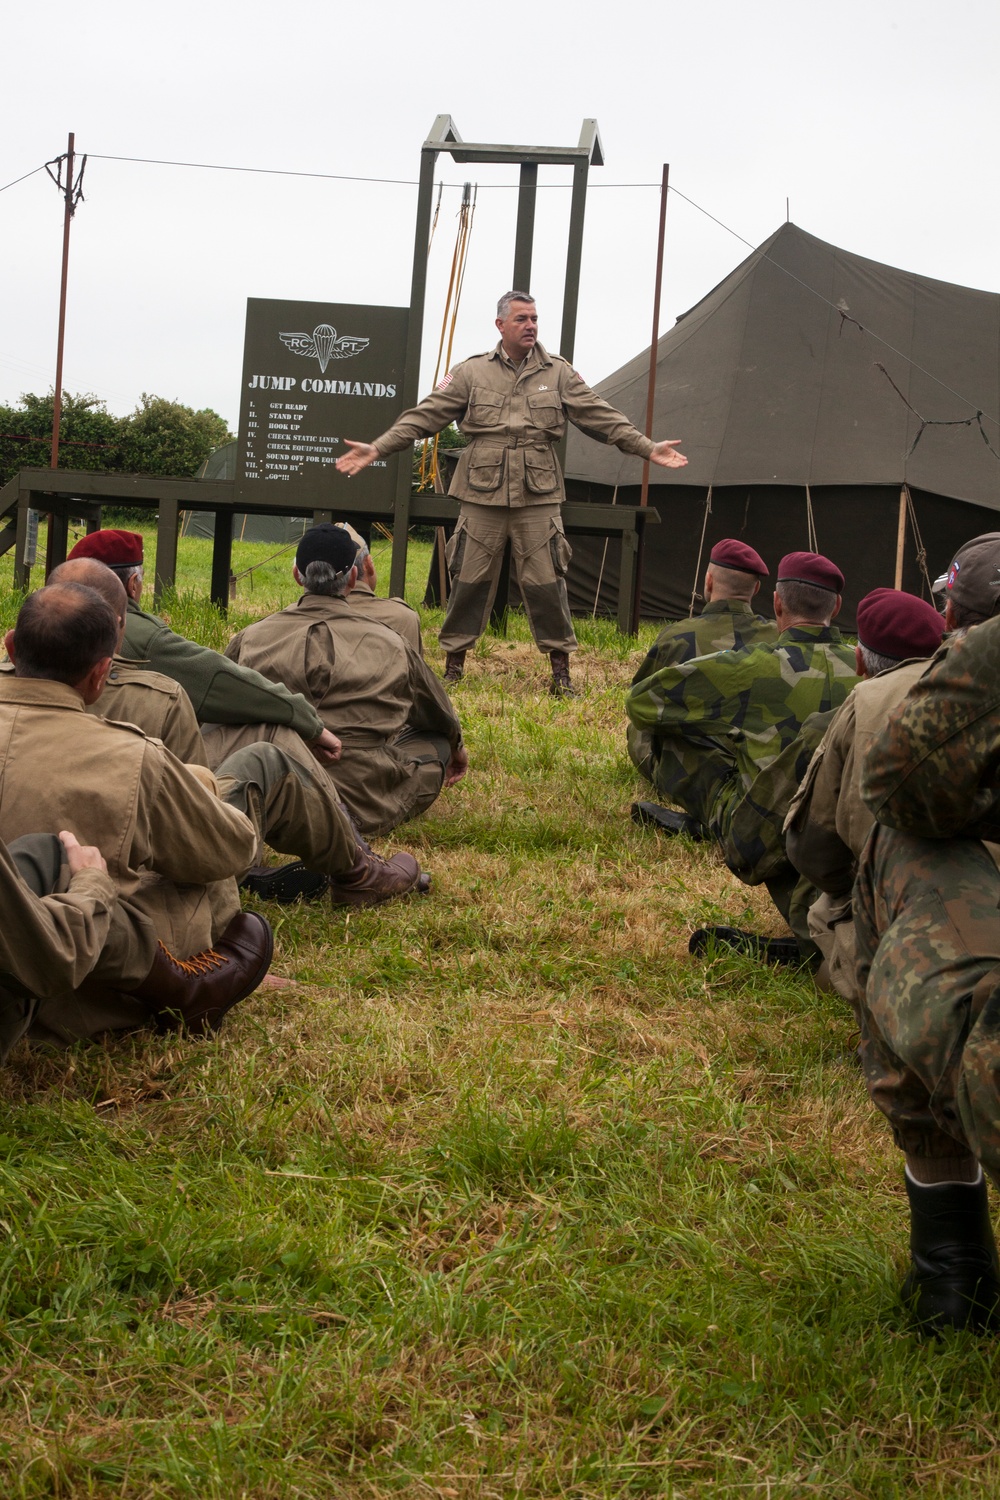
[{"left": 437, "top": 371, "right": 454, "bottom": 390}]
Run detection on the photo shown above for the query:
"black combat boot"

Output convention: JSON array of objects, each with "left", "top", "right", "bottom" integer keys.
[
  {"left": 688, "top": 926, "right": 804, "bottom": 966},
  {"left": 902, "top": 1171, "right": 1000, "bottom": 1334},
  {"left": 631, "top": 801, "right": 707, "bottom": 840},
  {"left": 443, "top": 651, "right": 466, "bottom": 684},
  {"left": 549, "top": 650, "right": 576, "bottom": 697},
  {"left": 240, "top": 861, "right": 329, "bottom": 903}
]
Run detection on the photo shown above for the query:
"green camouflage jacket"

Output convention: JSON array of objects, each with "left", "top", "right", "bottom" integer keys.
[
  {"left": 862, "top": 617, "right": 1000, "bottom": 840},
  {"left": 627, "top": 599, "right": 778, "bottom": 781},
  {"left": 626, "top": 624, "right": 859, "bottom": 789},
  {"left": 631, "top": 599, "right": 778, "bottom": 686}
]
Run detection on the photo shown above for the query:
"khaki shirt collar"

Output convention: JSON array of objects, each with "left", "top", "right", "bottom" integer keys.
[
  {"left": 489, "top": 340, "right": 552, "bottom": 375},
  {"left": 351, "top": 581, "right": 376, "bottom": 598},
  {"left": 0, "top": 675, "right": 86, "bottom": 711},
  {"left": 293, "top": 591, "right": 356, "bottom": 617}
]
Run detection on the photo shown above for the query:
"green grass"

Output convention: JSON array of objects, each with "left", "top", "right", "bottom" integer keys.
[{"left": 0, "top": 535, "right": 998, "bottom": 1496}]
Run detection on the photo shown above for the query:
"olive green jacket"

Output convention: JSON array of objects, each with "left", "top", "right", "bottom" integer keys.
[
  {"left": 121, "top": 600, "right": 323, "bottom": 739},
  {"left": 372, "top": 341, "right": 655, "bottom": 508}
]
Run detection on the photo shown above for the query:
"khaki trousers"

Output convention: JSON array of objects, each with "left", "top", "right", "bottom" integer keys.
[{"left": 440, "top": 502, "right": 576, "bottom": 655}]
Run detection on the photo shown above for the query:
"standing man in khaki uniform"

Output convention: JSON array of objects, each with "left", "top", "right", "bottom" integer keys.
[
  {"left": 335, "top": 291, "right": 688, "bottom": 695},
  {"left": 225, "top": 525, "right": 467, "bottom": 836}
]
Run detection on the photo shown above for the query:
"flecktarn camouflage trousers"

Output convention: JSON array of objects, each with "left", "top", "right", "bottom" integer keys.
[{"left": 854, "top": 825, "right": 1000, "bottom": 1174}]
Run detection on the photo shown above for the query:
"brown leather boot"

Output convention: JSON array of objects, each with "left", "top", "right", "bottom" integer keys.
[
  {"left": 329, "top": 848, "right": 430, "bottom": 908},
  {"left": 443, "top": 650, "right": 466, "bottom": 684},
  {"left": 131, "top": 912, "right": 274, "bottom": 1036},
  {"left": 549, "top": 650, "right": 577, "bottom": 696}
]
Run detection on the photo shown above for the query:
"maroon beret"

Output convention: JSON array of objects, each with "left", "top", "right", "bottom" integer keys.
[
  {"left": 776, "top": 551, "right": 844, "bottom": 593},
  {"left": 709, "top": 539, "right": 768, "bottom": 576},
  {"left": 856, "top": 588, "right": 945, "bottom": 662},
  {"left": 67, "top": 529, "right": 144, "bottom": 567}
]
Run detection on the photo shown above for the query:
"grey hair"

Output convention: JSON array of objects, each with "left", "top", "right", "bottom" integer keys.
[
  {"left": 497, "top": 289, "right": 534, "bottom": 318},
  {"left": 859, "top": 644, "right": 901, "bottom": 678},
  {"left": 109, "top": 563, "right": 143, "bottom": 588},
  {"left": 776, "top": 578, "right": 836, "bottom": 622},
  {"left": 301, "top": 559, "right": 353, "bottom": 598},
  {"left": 947, "top": 596, "right": 989, "bottom": 631}
]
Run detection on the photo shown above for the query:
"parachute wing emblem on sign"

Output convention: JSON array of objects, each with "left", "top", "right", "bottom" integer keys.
[{"left": 278, "top": 324, "right": 370, "bottom": 375}]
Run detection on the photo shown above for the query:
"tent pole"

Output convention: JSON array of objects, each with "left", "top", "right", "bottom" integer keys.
[
  {"left": 894, "top": 486, "right": 907, "bottom": 589},
  {"left": 630, "top": 162, "right": 670, "bottom": 637}
]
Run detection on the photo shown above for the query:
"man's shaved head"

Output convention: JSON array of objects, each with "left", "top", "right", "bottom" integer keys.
[{"left": 49, "top": 558, "right": 128, "bottom": 627}]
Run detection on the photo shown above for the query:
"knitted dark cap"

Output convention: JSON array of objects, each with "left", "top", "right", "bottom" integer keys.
[{"left": 295, "top": 524, "right": 359, "bottom": 575}]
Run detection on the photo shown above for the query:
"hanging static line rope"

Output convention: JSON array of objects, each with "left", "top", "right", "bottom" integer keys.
[
  {"left": 419, "top": 180, "right": 477, "bottom": 494},
  {"left": 592, "top": 485, "right": 619, "bottom": 616},
  {"left": 903, "top": 483, "right": 934, "bottom": 597},
  {"left": 688, "top": 486, "right": 714, "bottom": 616},
  {"left": 805, "top": 483, "right": 818, "bottom": 552}
]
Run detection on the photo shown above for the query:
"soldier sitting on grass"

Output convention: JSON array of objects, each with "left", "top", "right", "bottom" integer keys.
[
  {"left": 223, "top": 524, "right": 468, "bottom": 838},
  {"left": 855, "top": 596, "right": 1000, "bottom": 1334},
  {"left": 49, "top": 558, "right": 431, "bottom": 910},
  {"left": 628, "top": 537, "right": 776, "bottom": 808},
  {"left": 625, "top": 552, "right": 858, "bottom": 947}
]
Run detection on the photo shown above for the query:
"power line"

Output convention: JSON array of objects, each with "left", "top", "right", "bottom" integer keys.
[
  {"left": 0, "top": 164, "right": 46, "bottom": 194},
  {"left": 12, "top": 148, "right": 1000, "bottom": 431},
  {"left": 88, "top": 151, "right": 665, "bottom": 189}
]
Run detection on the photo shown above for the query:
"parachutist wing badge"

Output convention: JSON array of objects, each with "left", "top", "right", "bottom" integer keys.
[{"left": 278, "top": 325, "right": 369, "bottom": 375}]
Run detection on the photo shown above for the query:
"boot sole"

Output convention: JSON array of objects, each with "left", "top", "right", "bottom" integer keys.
[
  {"left": 240, "top": 862, "right": 329, "bottom": 904},
  {"left": 329, "top": 874, "right": 432, "bottom": 909}
]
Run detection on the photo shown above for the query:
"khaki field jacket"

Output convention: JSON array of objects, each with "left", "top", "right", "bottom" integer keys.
[{"left": 372, "top": 342, "right": 655, "bottom": 508}]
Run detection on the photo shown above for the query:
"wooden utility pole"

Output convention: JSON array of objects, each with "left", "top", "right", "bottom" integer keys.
[
  {"left": 48, "top": 132, "right": 86, "bottom": 470},
  {"left": 630, "top": 163, "right": 670, "bottom": 636}
]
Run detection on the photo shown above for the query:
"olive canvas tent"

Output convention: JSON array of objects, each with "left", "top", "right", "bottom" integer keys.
[{"left": 563, "top": 223, "right": 1000, "bottom": 631}]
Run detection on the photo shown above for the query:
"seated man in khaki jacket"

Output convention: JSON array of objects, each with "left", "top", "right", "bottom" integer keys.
[
  {"left": 223, "top": 525, "right": 468, "bottom": 836},
  {"left": 48, "top": 558, "right": 431, "bottom": 908},
  {"left": 784, "top": 586, "right": 946, "bottom": 1000},
  {"left": 0, "top": 582, "right": 275, "bottom": 1042},
  {"left": 335, "top": 522, "right": 423, "bottom": 655}
]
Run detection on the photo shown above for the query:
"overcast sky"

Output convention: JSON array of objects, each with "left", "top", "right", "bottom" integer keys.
[{"left": 2, "top": 0, "right": 997, "bottom": 435}]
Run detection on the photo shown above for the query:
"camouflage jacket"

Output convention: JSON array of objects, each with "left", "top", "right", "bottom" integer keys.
[
  {"left": 630, "top": 599, "right": 778, "bottom": 686},
  {"left": 863, "top": 618, "right": 1000, "bottom": 840},
  {"left": 371, "top": 342, "right": 654, "bottom": 509},
  {"left": 627, "top": 599, "right": 778, "bottom": 781},
  {"left": 626, "top": 624, "right": 859, "bottom": 794}
]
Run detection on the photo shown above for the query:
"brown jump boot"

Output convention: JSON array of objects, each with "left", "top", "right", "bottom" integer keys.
[
  {"left": 443, "top": 650, "right": 466, "bottom": 685},
  {"left": 329, "top": 847, "right": 430, "bottom": 908},
  {"left": 131, "top": 912, "right": 274, "bottom": 1036},
  {"left": 549, "top": 650, "right": 577, "bottom": 697}
]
